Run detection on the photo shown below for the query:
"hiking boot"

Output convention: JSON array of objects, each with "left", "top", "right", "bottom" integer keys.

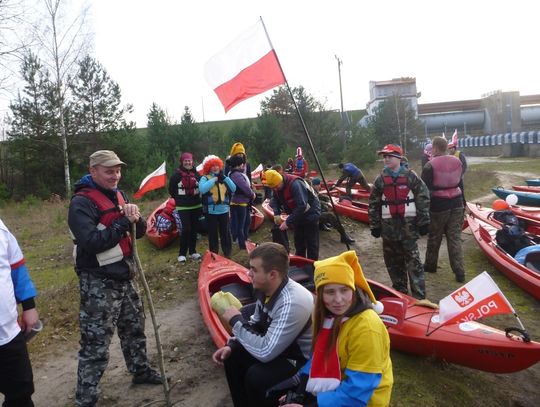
[
  {"left": 178, "top": 255, "right": 187, "bottom": 264},
  {"left": 340, "top": 234, "right": 355, "bottom": 244},
  {"left": 190, "top": 253, "right": 202, "bottom": 261},
  {"left": 132, "top": 369, "right": 164, "bottom": 385},
  {"left": 455, "top": 274, "right": 465, "bottom": 283}
]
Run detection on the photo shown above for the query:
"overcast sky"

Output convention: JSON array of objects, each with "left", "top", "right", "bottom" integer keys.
[{"left": 3, "top": 0, "right": 540, "bottom": 128}]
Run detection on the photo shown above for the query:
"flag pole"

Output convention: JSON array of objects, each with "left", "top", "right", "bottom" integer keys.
[{"left": 259, "top": 17, "right": 351, "bottom": 250}]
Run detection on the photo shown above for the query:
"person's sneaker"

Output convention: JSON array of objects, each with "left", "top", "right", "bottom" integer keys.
[
  {"left": 455, "top": 274, "right": 466, "bottom": 283},
  {"left": 132, "top": 369, "right": 163, "bottom": 385},
  {"left": 177, "top": 255, "right": 187, "bottom": 263},
  {"left": 190, "top": 253, "right": 202, "bottom": 261}
]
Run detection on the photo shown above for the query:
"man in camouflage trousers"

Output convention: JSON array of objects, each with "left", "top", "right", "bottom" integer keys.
[
  {"left": 68, "top": 151, "right": 163, "bottom": 407},
  {"left": 368, "top": 145, "right": 430, "bottom": 299},
  {"left": 421, "top": 136, "right": 466, "bottom": 282}
]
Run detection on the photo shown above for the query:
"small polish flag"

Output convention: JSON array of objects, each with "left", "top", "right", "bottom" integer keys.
[
  {"left": 438, "top": 271, "right": 514, "bottom": 327},
  {"left": 251, "top": 163, "right": 264, "bottom": 179},
  {"left": 204, "top": 19, "right": 286, "bottom": 113},
  {"left": 133, "top": 162, "right": 166, "bottom": 199}
]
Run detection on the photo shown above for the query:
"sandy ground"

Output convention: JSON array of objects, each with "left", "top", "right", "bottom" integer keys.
[{"left": 29, "top": 157, "right": 540, "bottom": 406}]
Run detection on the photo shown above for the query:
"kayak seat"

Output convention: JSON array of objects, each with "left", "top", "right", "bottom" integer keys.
[
  {"left": 221, "top": 283, "right": 254, "bottom": 305},
  {"left": 289, "top": 264, "right": 315, "bottom": 291}
]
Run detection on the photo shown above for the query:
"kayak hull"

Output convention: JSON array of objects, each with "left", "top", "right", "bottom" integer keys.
[
  {"left": 466, "top": 213, "right": 540, "bottom": 300},
  {"left": 492, "top": 187, "right": 540, "bottom": 207},
  {"left": 330, "top": 196, "right": 369, "bottom": 223},
  {"left": 249, "top": 206, "right": 264, "bottom": 232}
]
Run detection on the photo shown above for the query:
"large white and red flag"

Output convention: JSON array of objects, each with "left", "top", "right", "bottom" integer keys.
[
  {"left": 133, "top": 161, "right": 166, "bottom": 199},
  {"left": 204, "top": 19, "right": 286, "bottom": 113},
  {"left": 438, "top": 271, "right": 514, "bottom": 327}
]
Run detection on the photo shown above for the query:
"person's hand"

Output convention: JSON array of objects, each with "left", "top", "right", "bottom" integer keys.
[
  {"left": 274, "top": 215, "right": 283, "bottom": 225},
  {"left": 419, "top": 224, "right": 430, "bottom": 236},
  {"left": 370, "top": 228, "right": 381, "bottom": 238},
  {"left": 212, "top": 346, "right": 232, "bottom": 366},
  {"left": 123, "top": 203, "right": 141, "bottom": 223},
  {"left": 21, "top": 308, "right": 39, "bottom": 335},
  {"left": 279, "top": 221, "right": 289, "bottom": 231},
  {"left": 217, "top": 171, "right": 226, "bottom": 183},
  {"left": 221, "top": 306, "right": 241, "bottom": 323}
]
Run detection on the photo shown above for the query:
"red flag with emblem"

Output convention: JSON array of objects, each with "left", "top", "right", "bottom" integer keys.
[{"left": 438, "top": 271, "right": 514, "bottom": 327}]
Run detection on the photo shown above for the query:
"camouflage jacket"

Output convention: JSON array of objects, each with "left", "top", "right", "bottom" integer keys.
[{"left": 368, "top": 166, "right": 430, "bottom": 241}]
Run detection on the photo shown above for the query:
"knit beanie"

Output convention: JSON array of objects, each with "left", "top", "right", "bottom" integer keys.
[
  {"left": 230, "top": 142, "right": 246, "bottom": 157},
  {"left": 180, "top": 152, "right": 193, "bottom": 162},
  {"left": 202, "top": 155, "right": 223, "bottom": 175},
  {"left": 264, "top": 170, "right": 283, "bottom": 188},
  {"left": 314, "top": 251, "right": 383, "bottom": 314}
]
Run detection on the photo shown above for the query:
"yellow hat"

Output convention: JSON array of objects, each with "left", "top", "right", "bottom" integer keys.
[
  {"left": 264, "top": 170, "right": 283, "bottom": 188},
  {"left": 230, "top": 142, "right": 246, "bottom": 157},
  {"left": 314, "top": 251, "right": 377, "bottom": 305}
]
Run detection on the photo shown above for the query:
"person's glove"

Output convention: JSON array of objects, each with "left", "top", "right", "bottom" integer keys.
[
  {"left": 217, "top": 171, "right": 226, "bottom": 183},
  {"left": 370, "top": 228, "right": 381, "bottom": 238},
  {"left": 419, "top": 224, "right": 430, "bottom": 236}
]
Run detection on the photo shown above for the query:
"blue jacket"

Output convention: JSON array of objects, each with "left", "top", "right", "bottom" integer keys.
[{"left": 199, "top": 174, "right": 236, "bottom": 215}]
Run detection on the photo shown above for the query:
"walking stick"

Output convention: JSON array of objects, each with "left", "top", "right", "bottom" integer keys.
[{"left": 131, "top": 223, "right": 172, "bottom": 406}]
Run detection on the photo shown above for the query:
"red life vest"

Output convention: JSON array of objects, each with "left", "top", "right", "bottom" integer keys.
[
  {"left": 75, "top": 187, "right": 132, "bottom": 264},
  {"left": 176, "top": 167, "right": 199, "bottom": 196},
  {"left": 430, "top": 155, "right": 462, "bottom": 199},
  {"left": 158, "top": 198, "right": 177, "bottom": 222},
  {"left": 381, "top": 174, "right": 416, "bottom": 219},
  {"left": 278, "top": 174, "right": 314, "bottom": 213}
]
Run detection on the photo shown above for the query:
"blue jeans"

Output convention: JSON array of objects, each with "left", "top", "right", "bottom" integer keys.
[{"left": 231, "top": 205, "right": 249, "bottom": 249}]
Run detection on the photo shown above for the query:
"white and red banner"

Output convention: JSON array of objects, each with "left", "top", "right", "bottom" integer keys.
[
  {"left": 204, "top": 19, "right": 286, "bottom": 113},
  {"left": 251, "top": 163, "right": 264, "bottom": 179},
  {"left": 133, "top": 161, "right": 166, "bottom": 199},
  {"left": 438, "top": 271, "right": 514, "bottom": 326}
]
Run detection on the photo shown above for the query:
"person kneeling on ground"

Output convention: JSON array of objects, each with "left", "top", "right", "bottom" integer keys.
[
  {"left": 279, "top": 250, "right": 393, "bottom": 407},
  {"left": 154, "top": 198, "right": 181, "bottom": 234},
  {"left": 212, "top": 242, "right": 314, "bottom": 407}
]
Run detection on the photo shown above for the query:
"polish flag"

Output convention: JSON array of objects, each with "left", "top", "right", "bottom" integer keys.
[
  {"left": 204, "top": 19, "right": 286, "bottom": 113},
  {"left": 438, "top": 271, "right": 514, "bottom": 327},
  {"left": 133, "top": 161, "right": 166, "bottom": 199},
  {"left": 251, "top": 163, "right": 264, "bottom": 179}
]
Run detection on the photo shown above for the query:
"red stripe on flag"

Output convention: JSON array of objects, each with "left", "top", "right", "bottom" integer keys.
[
  {"left": 133, "top": 174, "right": 167, "bottom": 199},
  {"left": 213, "top": 50, "right": 285, "bottom": 113},
  {"left": 442, "top": 292, "right": 514, "bottom": 326}
]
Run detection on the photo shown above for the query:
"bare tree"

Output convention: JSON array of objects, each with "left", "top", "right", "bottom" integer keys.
[{"left": 33, "top": 0, "right": 92, "bottom": 196}]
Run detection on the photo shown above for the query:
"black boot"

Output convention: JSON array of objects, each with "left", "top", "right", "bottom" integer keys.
[
  {"left": 319, "top": 223, "right": 332, "bottom": 231},
  {"left": 340, "top": 233, "right": 355, "bottom": 244}
]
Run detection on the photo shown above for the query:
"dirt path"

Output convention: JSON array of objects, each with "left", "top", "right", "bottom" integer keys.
[{"left": 29, "top": 156, "right": 540, "bottom": 406}]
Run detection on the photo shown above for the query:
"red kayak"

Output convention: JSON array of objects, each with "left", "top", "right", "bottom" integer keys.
[
  {"left": 513, "top": 185, "right": 540, "bottom": 193},
  {"left": 249, "top": 206, "right": 264, "bottom": 232},
  {"left": 331, "top": 186, "right": 370, "bottom": 200},
  {"left": 466, "top": 213, "right": 540, "bottom": 300},
  {"left": 198, "top": 246, "right": 540, "bottom": 373},
  {"left": 330, "top": 196, "right": 369, "bottom": 223},
  {"left": 261, "top": 199, "right": 288, "bottom": 223},
  {"left": 510, "top": 205, "right": 540, "bottom": 224},
  {"left": 467, "top": 202, "right": 540, "bottom": 236},
  {"left": 145, "top": 199, "right": 179, "bottom": 249}
]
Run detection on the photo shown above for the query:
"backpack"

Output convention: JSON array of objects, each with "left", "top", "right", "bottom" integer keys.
[{"left": 495, "top": 221, "right": 531, "bottom": 257}]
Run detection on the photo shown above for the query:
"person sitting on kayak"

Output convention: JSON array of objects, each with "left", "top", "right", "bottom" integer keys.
[
  {"left": 211, "top": 242, "right": 313, "bottom": 407},
  {"left": 332, "top": 162, "right": 371, "bottom": 197},
  {"left": 279, "top": 250, "right": 393, "bottom": 407},
  {"left": 311, "top": 178, "right": 355, "bottom": 244},
  {"left": 154, "top": 198, "right": 181, "bottom": 234}
]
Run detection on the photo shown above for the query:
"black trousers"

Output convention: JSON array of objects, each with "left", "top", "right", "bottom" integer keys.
[
  {"left": 0, "top": 332, "right": 34, "bottom": 407},
  {"left": 206, "top": 212, "right": 232, "bottom": 257},
  {"left": 178, "top": 207, "right": 202, "bottom": 256},
  {"left": 224, "top": 345, "right": 300, "bottom": 407},
  {"left": 293, "top": 219, "right": 320, "bottom": 260}
]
